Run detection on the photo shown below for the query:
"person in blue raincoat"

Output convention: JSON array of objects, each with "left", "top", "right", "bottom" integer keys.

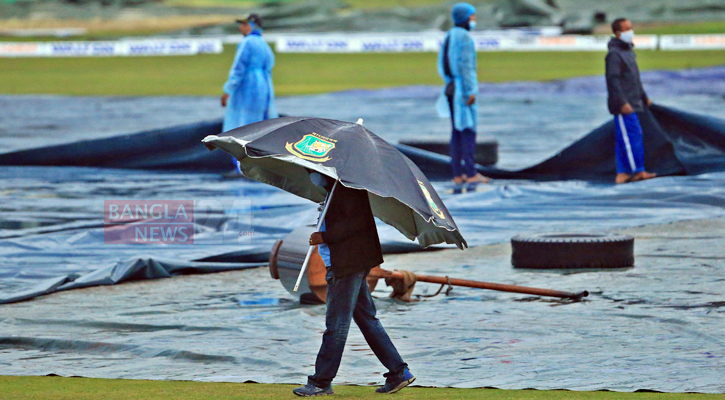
[
  {"left": 221, "top": 13, "right": 278, "bottom": 173},
  {"left": 437, "top": 3, "right": 488, "bottom": 188}
]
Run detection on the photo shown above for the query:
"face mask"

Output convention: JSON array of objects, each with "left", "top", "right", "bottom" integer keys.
[
  {"left": 309, "top": 172, "right": 329, "bottom": 188},
  {"left": 469, "top": 20, "right": 476, "bottom": 30},
  {"left": 620, "top": 29, "right": 634, "bottom": 44}
]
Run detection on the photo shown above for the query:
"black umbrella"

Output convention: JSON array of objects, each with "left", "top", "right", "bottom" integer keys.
[{"left": 202, "top": 116, "right": 467, "bottom": 252}]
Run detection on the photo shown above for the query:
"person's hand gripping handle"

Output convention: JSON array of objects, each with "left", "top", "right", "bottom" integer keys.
[{"left": 293, "top": 180, "right": 338, "bottom": 292}]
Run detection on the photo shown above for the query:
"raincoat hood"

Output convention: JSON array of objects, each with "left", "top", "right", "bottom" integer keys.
[{"left": 451, "top": 2, "right": 476, "bottom": 25}]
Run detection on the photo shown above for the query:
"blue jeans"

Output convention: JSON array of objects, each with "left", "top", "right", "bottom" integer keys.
[
  {"left": 308, "top": 268, "right": 407, "bottom": 388},
  {"left": 614, "top": 113, "right": 645, "bottom": 174}
]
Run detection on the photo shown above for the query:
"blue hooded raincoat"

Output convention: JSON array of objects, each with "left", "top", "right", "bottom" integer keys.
[
  {"left": 223, "top": 31, "right": 278, "bottom": 132},
  {"left": 436, "top": 5, "right": 478, "bottom": 132}
]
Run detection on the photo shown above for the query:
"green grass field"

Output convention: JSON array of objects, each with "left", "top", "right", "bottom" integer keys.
[
  {"left": 2, "top": 376, "right": 724, "bottom": 400},
  {"left": 1, "top": 46, "right": 724, "bottom": 96},
  {"left": 1, "top": 16, "right": 724, "bottom": 96},
  {"left": 624, "top": 20, "right": 725, "bottom": 35},
  {"left": 163, "top": 0, "right": 486, "bottom": 10}
]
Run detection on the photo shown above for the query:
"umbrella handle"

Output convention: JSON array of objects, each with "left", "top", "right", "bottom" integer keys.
[
  {"left": 294, "top": 245, "right": 316, "bottom": 292},
  {"left": 293, "top": 180, "right": 339, "bottom": 292}
]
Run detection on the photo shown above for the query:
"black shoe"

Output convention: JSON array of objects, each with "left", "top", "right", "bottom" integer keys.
[{"left": 375, "top": 368, "right": 416, "bottom": 394}]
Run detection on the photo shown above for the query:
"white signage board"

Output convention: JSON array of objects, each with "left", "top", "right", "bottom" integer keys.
[{"left": 0, "top": 39, "right": 223, "bottom": 58}]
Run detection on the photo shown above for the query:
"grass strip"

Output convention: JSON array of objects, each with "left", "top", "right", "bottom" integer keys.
[
  {"left": 0, "top": 47, "right": 724, "bottom": 96},
  {"left": 2, "top": 375, "right": 724, "bottom": 400},
  {"left": 1, "top": 16, "right": 723, "bottom": 38},
  {"left": 636, "top": 20, "right": 725, "bottom": 35}
]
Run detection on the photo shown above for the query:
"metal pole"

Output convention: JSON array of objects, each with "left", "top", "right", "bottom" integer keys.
[
  {"left": 368, "top": 268, "right": 588, "bottom": 301},
  {"left": 293, "top": 180, "right": 338, "bottom": 292}
]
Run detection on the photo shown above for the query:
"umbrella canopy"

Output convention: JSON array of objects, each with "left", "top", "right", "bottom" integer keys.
[{"left": 202, "top": 116, "right": 466, "bottom": 249}]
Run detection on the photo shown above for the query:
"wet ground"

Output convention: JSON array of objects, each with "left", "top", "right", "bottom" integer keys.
[
  {"left": 1, "top": 68, "right": 724, "bottom": 391},
  {"left": 1, "top": 217, "right": 723, "bottom": 392}
]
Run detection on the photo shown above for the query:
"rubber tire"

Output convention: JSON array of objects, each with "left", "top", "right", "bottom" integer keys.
[
  {"left": 399, "top": 138, "right": 498, "bottom": 166},
  {"left": 511, "top": 233, "right": 634, "bottom": 269}
]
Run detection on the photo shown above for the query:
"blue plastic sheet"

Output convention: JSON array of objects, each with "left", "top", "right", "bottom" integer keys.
[
  {"left": 1, "top": 171, "right": 723, "bottom": 303},
  {"left": 1, "top": 211, "right": 723, "bottom": 393},
  {"left": 0, "top": 119, "right": 228, "bottom": 171},
  {"left": 475, "top": 104, "right": 725, "bottom": 182},
  {"left": 0, "top": 68, "right": 724, "bottom": 392},
  {"left": 3, "top": 66, "right": 725, "bottom": 175},
  {"left": 1, "top": 66, "right": 725, "bottom": 303},
  {"left": 1, "top": 104, "right": 723, "bottom": 183}
]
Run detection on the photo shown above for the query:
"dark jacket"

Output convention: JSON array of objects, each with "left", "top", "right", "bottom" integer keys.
[
  {"left": 320, "top": 185, "right": 383, "bottom": 278},
  {"left": 605, "top": 38, "right": 649, "bottom": 115}
]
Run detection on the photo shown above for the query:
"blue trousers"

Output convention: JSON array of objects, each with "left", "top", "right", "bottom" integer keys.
[
  {"left": 308, "top": 268, "right": 407, "bottom": 388},
  {"left": 447, "top": 95, "right": 477, "bottom": 178},
  {"left": 614, "top": 113, "right": 645, "bottom": 174},
  {"left": 451, "top": 128, "right": 477, "bottom": 178}
]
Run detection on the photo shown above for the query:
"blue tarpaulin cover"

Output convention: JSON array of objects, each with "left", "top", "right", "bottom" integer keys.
[
  {"left": 0, "top": 104, "right": 724, "bottom": 303},
  {"left": 1, "top": 104, "right": 724, "bottom": 183},
  {"left": 0, "top": 69, "right": 724, "bottom": 392},
  {"left": 478, "top": 104, "right": 725, "bottom": 181}
]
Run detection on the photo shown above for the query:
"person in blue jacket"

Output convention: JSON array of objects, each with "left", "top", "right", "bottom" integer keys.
[
  {"left": 221, "top": 13, "right": 278, "bottom": 173},
  {"left": 437, "top": 2, "right": 488, "bottom": 189}
]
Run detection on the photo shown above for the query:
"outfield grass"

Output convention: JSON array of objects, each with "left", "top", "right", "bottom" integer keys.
[
  {"left": 1, "top": 46, "right": 724, "bottom": 96},
  {"left": 162, "top": 0, "right": 487, "bottom": 10},
  {"left": 636, "top": 20, "right": 725, "bottom": 35},
  {"left": 1, "top": 376, "right": 724, "bottom": 400},
  {"left": 0, "top": 16, "right": 235, "bottom": 39}
]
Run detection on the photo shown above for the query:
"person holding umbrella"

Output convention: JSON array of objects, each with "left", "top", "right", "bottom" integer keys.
[
  {"left": 202, "top": 116, "right": 466, "bottom": 395},
  {"left": 437, "top": 2, "right": 488, "bottom": 190},
  {"left": 292, "top": 171, "right": 415, "bottom": 396},
  {"left": 221, "top": 13, "right": 277, "bottom": 174}
]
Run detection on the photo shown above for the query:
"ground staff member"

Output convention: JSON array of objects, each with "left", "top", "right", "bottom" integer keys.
[
  {"left": 606, "top": 17, "right": 657, "bottom": 184},
  {"left": 221, "top": 13, "right": 277, "bottom": 173},
  {"left": 437, "top": 2, "right": 488, "bottom": 188},
  {"left": 293, "top": 172, "right": 415, "bottom": 396}
]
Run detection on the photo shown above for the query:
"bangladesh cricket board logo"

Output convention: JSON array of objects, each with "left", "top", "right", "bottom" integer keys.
[
  {"left": 285, "top": 133, "right": 337, "bottom": 162},
  {"left": 418, "top": 180, "right": 445, "bottom": 220}
]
